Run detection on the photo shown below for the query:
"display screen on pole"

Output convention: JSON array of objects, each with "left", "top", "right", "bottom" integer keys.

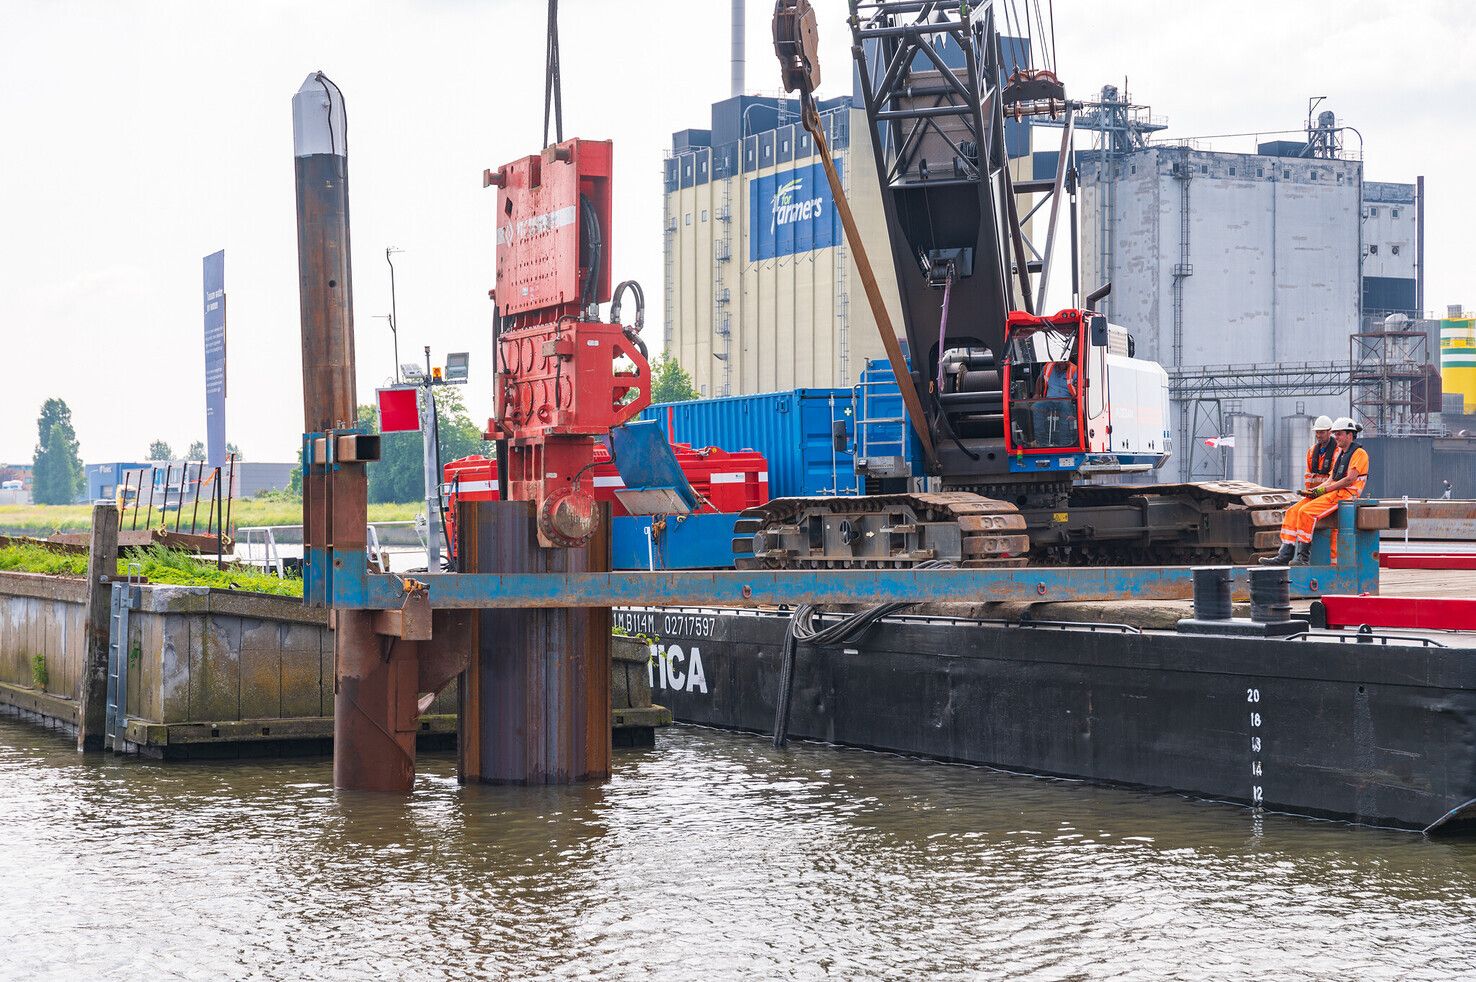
[
  {"left": 202, "top": 250, "right": 227, "bottom": 468},
  {"left": 377, "top": 387, "right": 421, "bottom": 433}
]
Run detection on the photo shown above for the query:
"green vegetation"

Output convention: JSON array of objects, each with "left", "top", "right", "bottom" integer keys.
[
  {"left": 0, "top": 542, "right": 304, "bottom": 598},
  {"left": 31, "top": 653, "right": 48, "bottom": 691},
  {"left": 650, "top": 355, "right": 700, "bottom": 403},
  {"left": 32, "top": 398, "right": 83, "bottom": 504},
  {"left": 0, "top": 542, "right": 84, "bottom": 576},
  {"left": 0, "top": 500, "right": 420, "bottom": 534},
  {"left": 147, "top": 439, "right": 172, "bottom": 461}
]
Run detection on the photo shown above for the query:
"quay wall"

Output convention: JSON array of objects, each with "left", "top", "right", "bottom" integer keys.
[
  {"left": 0, "top": 572, "right": 456, "bottom": 751},
  {"left": 0, "top": 573, "right": 88, "bottom": 714}
]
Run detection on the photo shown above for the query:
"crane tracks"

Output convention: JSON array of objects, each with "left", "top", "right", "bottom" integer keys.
[
  {"left": 732, "top": 492, "right": 1029, "bottom": 570},
  {"left": 731, "top": 482, "right": 1299, "bottom": 570}
]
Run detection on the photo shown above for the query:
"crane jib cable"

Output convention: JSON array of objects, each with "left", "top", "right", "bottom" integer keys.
[
  {"left": 544, "top": 0, "right": 563, "bottom": 147},
  {"left": 936, "top": 265, "right": 955, "bottom": 393}
]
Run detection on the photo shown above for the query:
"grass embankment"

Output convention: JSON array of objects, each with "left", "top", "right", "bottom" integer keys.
[
  {"left": 0, "top": 543, "right": 304, "bottom": 598},
  {"left": 0, "top": 501, "right": 420, "bottom": 533}
]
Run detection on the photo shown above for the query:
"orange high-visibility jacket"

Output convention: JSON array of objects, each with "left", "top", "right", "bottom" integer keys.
[
  {"left": 1330, "top": 442, "right": 1368, "bottom": 496},
  {"left": 1304, "top": 438, "right": 1336, "bottom": 490},
  {"left": 1041, "top": 361, "right": 1079, "bottom": 398}
]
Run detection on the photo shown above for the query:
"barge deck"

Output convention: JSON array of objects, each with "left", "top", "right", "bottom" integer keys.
[{"left": 617, "top": 567, "right": 1476, "bottom": 832}]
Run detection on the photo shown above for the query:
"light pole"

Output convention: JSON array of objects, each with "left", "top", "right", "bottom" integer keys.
[
  {"left": 418, "top": 345, "right": 442, "bottom": 571},
  {"left": 385, "top": 247, "right": 404, "bottom": 382},
  {"left": 394, "top": 347, "right": 468, "bottom": 571}
]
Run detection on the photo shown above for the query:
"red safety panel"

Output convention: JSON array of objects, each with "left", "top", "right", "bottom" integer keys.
[
  {"left": 1318, "top": 595, "right": 1476, "bottom": 632},
  {"left": 376, "top": 387, "right": 420, "bottom": 433},
  {"left": 1378, "top": 552, "right": 1476, "bottom": 570}
]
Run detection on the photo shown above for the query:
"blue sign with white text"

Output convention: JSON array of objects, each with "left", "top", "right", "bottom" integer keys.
[
  {"left": 748, "top": 159, "right": 842, "bottom": 262},
  {"left": 202, "top": 250, "right": 227, "bottom": 469}
]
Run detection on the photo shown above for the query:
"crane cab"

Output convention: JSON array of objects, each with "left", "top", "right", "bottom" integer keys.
[{"left": 1001, "top": 309, "right": 1171, "bottom": 477}]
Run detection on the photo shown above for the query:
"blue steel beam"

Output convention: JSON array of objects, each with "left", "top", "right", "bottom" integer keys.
[
  {"left": 334, "top": 557, "right": 1372, "bottom": 610},
  {"left": 320, "top": 502, "right": 1382, "bottom": 611}
]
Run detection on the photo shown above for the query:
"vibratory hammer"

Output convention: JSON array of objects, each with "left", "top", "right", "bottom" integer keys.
[{"left": 483, "top": 138, "right": 651, "bottom": 547}]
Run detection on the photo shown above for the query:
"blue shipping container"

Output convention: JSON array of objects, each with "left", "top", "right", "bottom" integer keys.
[{"left": 641, "top": 390, "right": 860, "bottom": 498}]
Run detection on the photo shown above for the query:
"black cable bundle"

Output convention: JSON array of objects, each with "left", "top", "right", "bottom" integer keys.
[{"left": 772, "top": 560, "right": 954, "bottom": 748}]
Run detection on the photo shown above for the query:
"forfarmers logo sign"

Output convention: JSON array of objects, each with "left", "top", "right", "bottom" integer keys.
[
  {"left": 749, "top": 159, "right": 842, "bottom": 261},
  {"left": 770, "top": 178, "right": 820, "bottom": 232}
]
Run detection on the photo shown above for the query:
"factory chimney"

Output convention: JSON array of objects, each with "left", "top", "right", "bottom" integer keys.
[{"left": 731, "top": 0, "right": 745, "bottom": 97}]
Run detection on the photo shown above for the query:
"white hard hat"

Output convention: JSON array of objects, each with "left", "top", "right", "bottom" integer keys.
[
  {"left": 1312, "top": 415, "right": 1333, "bottom": 432},
  {"left": 1330, "top": 416, "right": 1360, "bottom": 433}
]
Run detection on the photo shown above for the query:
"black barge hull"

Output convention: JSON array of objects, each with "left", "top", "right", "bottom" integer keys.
[{"left": 615, "top": 608, "right": 1476, "bottom": 832}]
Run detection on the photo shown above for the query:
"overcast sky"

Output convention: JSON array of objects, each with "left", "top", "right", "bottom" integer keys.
[{"left": 2, "top": 0, "right": 1471, "bottom": 467}]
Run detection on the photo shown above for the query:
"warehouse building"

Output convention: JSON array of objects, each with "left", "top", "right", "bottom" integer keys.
[{"left": 1074, "top": 100, "right": 1425, "bottom": 485}]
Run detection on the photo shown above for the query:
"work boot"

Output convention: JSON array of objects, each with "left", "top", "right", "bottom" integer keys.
[
  {"left": 1289, "top": 542, "right": 1312, "bottom": 567},
  {"left": 1259, "top": 542, "right": 1294, "bottom": 565}
]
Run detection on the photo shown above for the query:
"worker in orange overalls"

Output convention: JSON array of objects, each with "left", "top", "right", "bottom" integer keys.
[
  {"left": 1261, "top": 417, "right": 1368, "bottom": 566},
  {"left": 1304, "top": 415, "right": 1336, "bottom": 490},
  {"left": 1304, "top": 414, "right": 1339, "bottom": 560},
  {"left": 1031, "top": 359, "right": 1080, "bottom": 447}
]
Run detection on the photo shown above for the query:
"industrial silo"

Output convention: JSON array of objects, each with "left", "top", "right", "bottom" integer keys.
[
  {"left": 1226, "top": 413, "right": 1264, "bottom": 485},
  {"left": 1280, "top": 411, "right": 1315, "bottom": 490}
]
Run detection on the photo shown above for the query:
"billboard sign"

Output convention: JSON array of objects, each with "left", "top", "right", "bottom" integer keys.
[
  {"left": 202, "top": 250, "right": 227, "bottom": 468},
  {"left": 748, "top": 159, "right": 843, "bottom": 262}
]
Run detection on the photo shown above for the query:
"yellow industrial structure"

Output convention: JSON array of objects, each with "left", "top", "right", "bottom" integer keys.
[{"left": 1441, "top": 305, "right": 1476, "bottom": 413}]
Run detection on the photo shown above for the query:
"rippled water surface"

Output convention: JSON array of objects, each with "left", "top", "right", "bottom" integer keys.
[{"left": 2, "top": 715, "right": 1475, "bottom": 980}]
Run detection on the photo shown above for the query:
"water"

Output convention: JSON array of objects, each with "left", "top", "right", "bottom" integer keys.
[{"left": 2, "top": 716, "right": 1474, "bottom": 980}]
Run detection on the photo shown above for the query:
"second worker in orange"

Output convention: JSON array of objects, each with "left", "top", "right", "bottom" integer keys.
[{"left": 1261, "top": 417, "right": 1368, "bottom": 567}]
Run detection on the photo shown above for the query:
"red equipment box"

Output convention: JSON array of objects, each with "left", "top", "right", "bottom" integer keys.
[
  {"left": 489, "top": 140, "right": 611, "bottom": 317},
  {"left": 441, "top": 444, "right": 769, "bottom": 556}
]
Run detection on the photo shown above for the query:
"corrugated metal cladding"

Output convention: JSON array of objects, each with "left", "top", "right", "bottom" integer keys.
[
  {"left": 1362, "top": 437, "right": 1476, "bottom": 498},
  {"left": 641, "top": 390, "right": 860, "bottom": 497}
]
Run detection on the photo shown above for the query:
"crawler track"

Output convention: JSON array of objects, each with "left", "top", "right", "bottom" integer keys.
[
  {"left": 732, "top": 483, "right": 1299, "bottom": 569},
  {"left": 732, "top": 492, "right": 1029, "bottom": 570}
]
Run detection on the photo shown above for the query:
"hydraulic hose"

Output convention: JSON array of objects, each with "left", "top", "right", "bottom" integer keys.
[
  {"left": 610, "top": 279, "right": 649, "bottom": 362},
  {"left": 772, "top": 560, "right": 955, "bottom": 748},
  {"left": 579, "top": 193, "right": 602, "bottom": 315}
]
